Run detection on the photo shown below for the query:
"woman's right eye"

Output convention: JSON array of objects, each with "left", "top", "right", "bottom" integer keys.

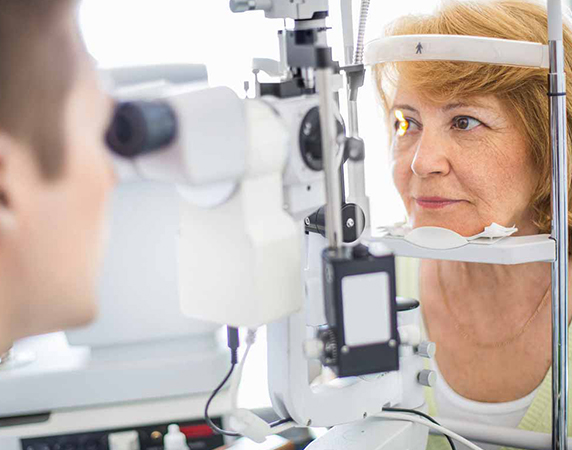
[{"left": 393, "top": 110, "right": 420, "bottom": 136}]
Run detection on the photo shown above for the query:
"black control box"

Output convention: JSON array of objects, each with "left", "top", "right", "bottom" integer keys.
[
  {"left": 320, "top": 245, "right": 399, "bottom": 378},
  {"left": 21, "top": 417, "right": 225, "bottom": 450}
]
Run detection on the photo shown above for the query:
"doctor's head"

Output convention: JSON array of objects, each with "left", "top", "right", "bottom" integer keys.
[
  {"left": 375, "top": 0, "right": 572, "bottom": 241},
  {"left": 0, "top": 0, "right": 114, "bottom": 351}
]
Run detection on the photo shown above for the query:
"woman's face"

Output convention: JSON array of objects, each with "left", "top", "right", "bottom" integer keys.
[{"left": 390, "top": 84, "right": 539, "bottom": 237}]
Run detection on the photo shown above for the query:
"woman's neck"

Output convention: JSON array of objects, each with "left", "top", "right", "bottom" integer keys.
[{"left": 435, "top": 259, "right": 552, "bottom": 313}]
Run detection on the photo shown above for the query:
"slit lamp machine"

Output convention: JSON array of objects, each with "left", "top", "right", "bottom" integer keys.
[{"left": 0, "top": 1, "right": 570, "bottom": 450}]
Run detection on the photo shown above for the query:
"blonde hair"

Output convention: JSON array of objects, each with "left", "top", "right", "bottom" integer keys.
[{"left": 374, "top": 0, "right": 572, "bottom": 247}]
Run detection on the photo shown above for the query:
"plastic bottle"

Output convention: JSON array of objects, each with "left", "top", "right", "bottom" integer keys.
[{"left": 164, "top": 424, "right": 190, "bottom": 450}]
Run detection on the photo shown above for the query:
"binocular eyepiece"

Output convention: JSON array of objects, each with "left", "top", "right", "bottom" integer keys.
[{"left": 106, "top": 101, "right": 178, "bottom": 158}]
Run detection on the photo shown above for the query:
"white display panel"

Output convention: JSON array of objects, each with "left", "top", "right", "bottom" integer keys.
[{"left": 342, "top": 272, "right": 391, "bottom": 346}]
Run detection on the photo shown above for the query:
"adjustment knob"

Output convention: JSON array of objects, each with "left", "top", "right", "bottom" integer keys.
[
  {"left": 417, "top": 341, "right": 436, "bottom": 359},
  {"left": 417, "top": 369, "right": 437, "bottom": 388}
]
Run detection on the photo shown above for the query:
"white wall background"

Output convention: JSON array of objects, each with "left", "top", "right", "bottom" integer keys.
[{"left": 79, "top": 0, "right": 443, "bottom": 409}]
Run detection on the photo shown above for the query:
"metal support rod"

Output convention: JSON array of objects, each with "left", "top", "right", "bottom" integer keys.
[
  {"left": 316, "top": 67, "right": 344, "bottom": 248},
  {"left": 341, "top": 0, "right": 370, "bottom": 234},
  {"left": 340, "top": 0, "right": 355, "bottom": 68},
  {"left": 549, "top": 37, "right": 569, "bottom": 450},
  {"left": 436, "top": 417, "right": 572, "bottom": 450}
]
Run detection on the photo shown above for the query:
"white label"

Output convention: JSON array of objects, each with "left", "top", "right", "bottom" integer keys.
[{"left": 341, "top": 272, "right": 391, "bottom": 347}]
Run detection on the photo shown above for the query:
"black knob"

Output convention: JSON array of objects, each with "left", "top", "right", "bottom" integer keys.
[
  {"left": 106, "top": 101, "right": 177, "bottom": 158},
  {"left": 308, "top": 203, "right": 366, "bottom": 243}
]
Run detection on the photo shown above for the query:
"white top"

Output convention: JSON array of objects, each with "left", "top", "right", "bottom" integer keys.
[{"left": 430, "top": 358, "right": 538, "bottom": 450}]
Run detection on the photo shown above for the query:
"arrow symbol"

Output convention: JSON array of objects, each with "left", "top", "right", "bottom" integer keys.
[{"left": 416, "top": 42, "right": 423, "bottom": 54}]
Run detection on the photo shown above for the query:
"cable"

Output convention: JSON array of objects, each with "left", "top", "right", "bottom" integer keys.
[
  {"left": 204, "top": 363, "right": 241, "bottom": 437},
  {"left": 383, "top": 408, "right": 456, "bottom": 450},
  {"left": 269, "top": 421, "right": 297, "bottom": 434},
  {"left": 375, "top": 412, "right": 485, "bottom": 450},
  {"left": 206, "top": 328, "right": 292, "bottom": 438},
  {"left": 230, "top": 329, "right": 257, "bottom": 411},
  {"left": 270, "top": 418, "right": 293, "bottom": 428}
]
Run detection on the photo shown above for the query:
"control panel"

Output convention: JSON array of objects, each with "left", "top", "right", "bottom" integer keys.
[{"left": 21, "top": 417, "right": 225, "bottom": 450}]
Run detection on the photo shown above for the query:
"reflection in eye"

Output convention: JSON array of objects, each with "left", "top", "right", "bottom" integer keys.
[{"left": 394, "top": 110, "right": 409, "bottom": 136}]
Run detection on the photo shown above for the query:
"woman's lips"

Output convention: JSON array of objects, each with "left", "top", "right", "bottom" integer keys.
[{"left": 415, "top": 197, "right": 463, "bottom": 209}]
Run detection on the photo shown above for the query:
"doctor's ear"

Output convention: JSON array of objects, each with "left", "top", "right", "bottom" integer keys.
[{"left": 0, "top": 138, "right": 18, "bottom": 234}]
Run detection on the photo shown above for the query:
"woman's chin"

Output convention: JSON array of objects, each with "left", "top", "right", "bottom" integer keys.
[{"left": 409, "top": 217, "right": 485, "bottom": 238}]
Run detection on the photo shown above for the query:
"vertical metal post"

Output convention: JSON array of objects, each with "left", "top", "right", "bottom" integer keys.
[
  {"left": 548, "top": 1, "right": 569, "bottom": 448},
  {"left": 340, "top": 0, "right": 355, "bottom": 69},
  {"left": 341, "top": 0, "right": 370, "bottom": 234},
  {"left": 316, "top": 67, "right": 344, "bottom": 249}
]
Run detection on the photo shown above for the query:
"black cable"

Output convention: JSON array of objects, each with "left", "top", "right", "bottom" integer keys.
[
  {"left": 204, "top": 363, "right": 241, "bottom": 437},
  {"left": 383, "top": 407, "right": 457, "bottom": 450},
  {"left": 205, "top": 327, "right": 293, "bottom": 437},
  {"left": 227, "top": 326, "right": 240, "bottom": 364}
]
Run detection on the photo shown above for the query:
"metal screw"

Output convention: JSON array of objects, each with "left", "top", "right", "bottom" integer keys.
[
  {"left": 346, "top": 218, "right": 355, "bottom": 228},
  {"left": 305, "top": 217, "right": 311, "bottom": 226},
  {"left": 341, "top": 345, "right": 350, "bottom": 354},
  {"left": 389, "top": 339, "right": 397, "bottom": 348},
  {"left": 307, "top": 419, "right": 313, "bottom": 426}
]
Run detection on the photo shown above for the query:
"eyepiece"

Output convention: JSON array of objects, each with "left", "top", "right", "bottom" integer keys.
[{"left": 106, "top": 101, "right": 177, "bottom": 158}]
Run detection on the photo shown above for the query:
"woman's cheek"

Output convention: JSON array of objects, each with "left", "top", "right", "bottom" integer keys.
[{"left": 391, "top": 150, "right": 412, "bottom": 205}]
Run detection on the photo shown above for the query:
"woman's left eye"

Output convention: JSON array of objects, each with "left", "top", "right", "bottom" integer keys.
[{"left": 452, "top": 116, "right": 482, "bottom": 131}]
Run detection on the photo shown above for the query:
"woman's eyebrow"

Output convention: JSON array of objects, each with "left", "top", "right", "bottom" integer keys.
[
  {"left": 391, "top": 104, "right": 419, "bottom": 114},
  {"left": 441, "top": 101, "right": 490, "bottom": 111}
]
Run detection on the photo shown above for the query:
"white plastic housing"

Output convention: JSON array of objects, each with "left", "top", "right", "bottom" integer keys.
[
  {"left": 374, "top": 234, "right": 555, "bottom": 265},
  {"left": 365, "top": 35, "right": 549, "bottom": 68},
  {"left": 133, "top": 86, "right": 248, "bottom": 186},
  {"left": 177, "top": 99, "right": 304, "bottom": 327},
  {"left": 262, "top": 95, "right": 326, "bottom": 220},
  {"left": 261, "top": 0, "right": 329, "bottom": 20}
]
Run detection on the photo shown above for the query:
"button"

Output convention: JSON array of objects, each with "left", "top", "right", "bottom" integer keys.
[
  {"left": 180, "top": 425, "right": 214, "bottom": 439},
  {"left": 417, "top": 341, "right": 436, "bottom": 359},
  {"left": 417, "top": 369, "right": 437, "bottom": 387}
]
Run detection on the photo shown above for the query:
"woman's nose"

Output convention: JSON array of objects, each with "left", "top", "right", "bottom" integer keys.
[{"left": 410, "top": 130, "right": 451, "bottom": 177}]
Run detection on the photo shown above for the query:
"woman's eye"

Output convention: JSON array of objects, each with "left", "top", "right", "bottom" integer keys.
[
  {"left": 393, "top": 110, "right": 420, "bottom": 136},
  {"left": 393, "top": 119, "right": 410, "bottom": 135},
  {"left": 452, "top": 116, "right": 481, "bottom": 131}
]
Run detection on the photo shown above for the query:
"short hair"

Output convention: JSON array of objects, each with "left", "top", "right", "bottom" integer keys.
[
  {"left": 0, "top": 0, "right": 79, "bottom": 179},
  {"left": 374, "top": 0, "right": 572, "bottom": 247}
]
